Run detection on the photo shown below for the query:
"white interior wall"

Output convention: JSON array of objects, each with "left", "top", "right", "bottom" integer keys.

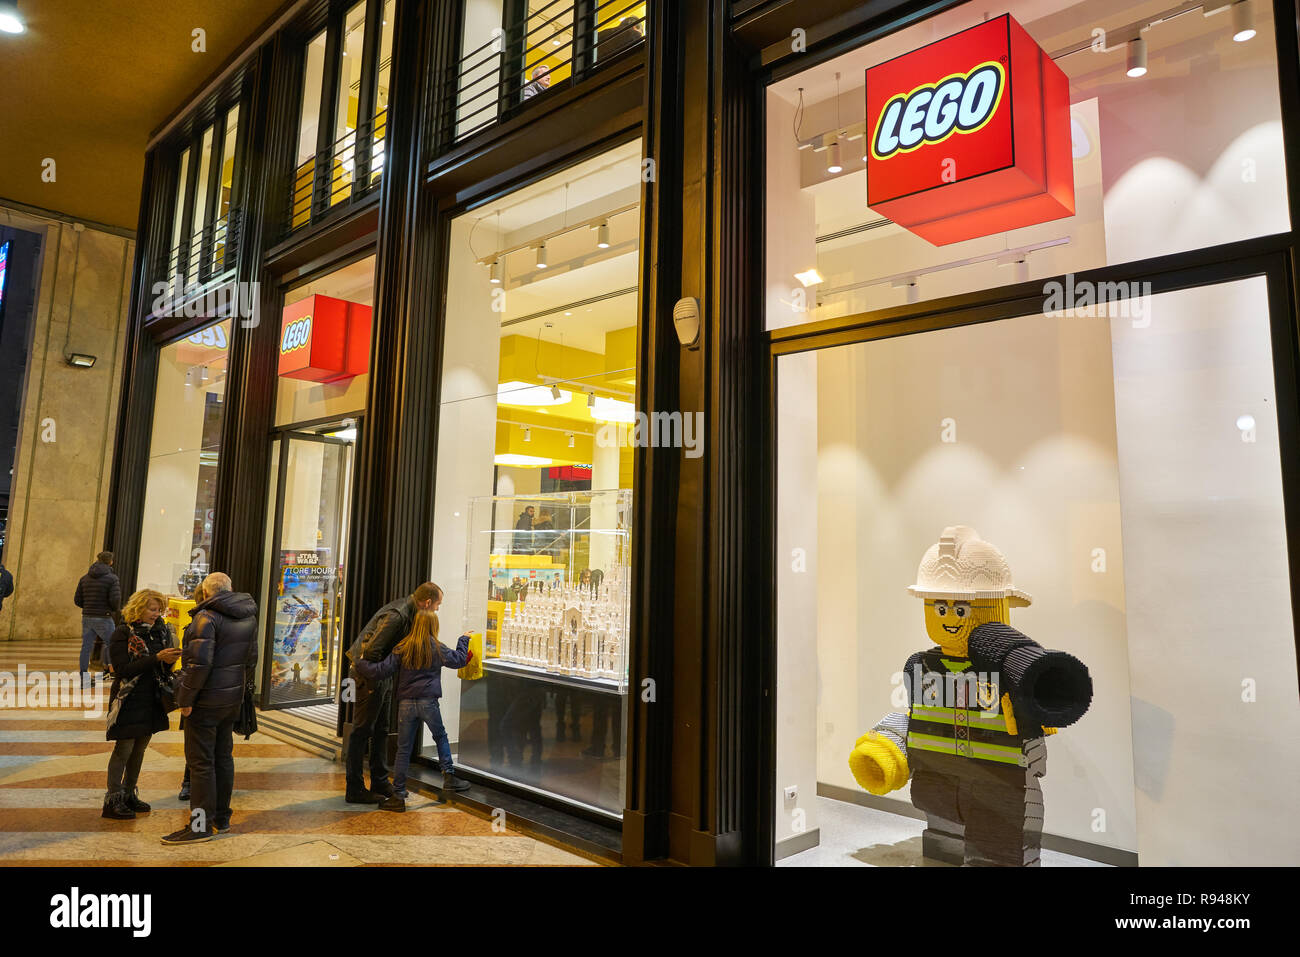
[
  {"left": 430, "top": 216, "right": 502, "bottom": 739},
  {"left": 1109, "top": 279, "right": 1300, "bottom": 866}
]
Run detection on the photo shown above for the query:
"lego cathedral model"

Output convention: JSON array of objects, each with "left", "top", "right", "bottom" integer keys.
[
  {"left": 463, "top": 489, "right": 632, "bottom": 692},
  {"left": 849, "top": 526, "right": 1093, "bottom": 867}
]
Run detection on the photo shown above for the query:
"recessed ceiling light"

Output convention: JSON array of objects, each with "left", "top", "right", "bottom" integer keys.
[
  {"left": 795, "top": 268, "right": 824, "bottom": 287},
  {"left": 0, "top": 1, "right": 25, "bottom": 33}
]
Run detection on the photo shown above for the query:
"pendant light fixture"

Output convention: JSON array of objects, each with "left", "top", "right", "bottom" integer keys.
[
  {"left": 536, "top": 241, "right": 548, "bottom": 269},
  {"left": 595, "top": 221, "right": 611, "bottom": 249},
  {"left": 1231, "top": 1, "right": 1255, "bottom": 42}
]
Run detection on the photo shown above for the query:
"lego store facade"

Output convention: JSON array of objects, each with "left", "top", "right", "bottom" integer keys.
[{"left": 105, "top": 0, "right": 1300, "bottom": 866}]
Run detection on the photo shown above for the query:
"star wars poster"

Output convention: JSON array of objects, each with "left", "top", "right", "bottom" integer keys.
[{"left": 271, "top": 549, "right": 333, "bottom": 697}]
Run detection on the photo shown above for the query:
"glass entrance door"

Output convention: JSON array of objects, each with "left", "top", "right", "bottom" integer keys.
[{"left": 260, "top": 424, "right": 357, "bottom": 711}]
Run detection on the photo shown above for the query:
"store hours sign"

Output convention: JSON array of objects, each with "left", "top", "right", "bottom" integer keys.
[{"left": 865, "top": 14, "right": 1075, "bottom": 246}]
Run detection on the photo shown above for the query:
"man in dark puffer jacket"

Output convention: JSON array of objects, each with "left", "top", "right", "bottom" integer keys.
[
  {"left": 74, "top": 552, "right": 122, "bottom": 685},
  {"left": 162, "top": 572, "right": 258, "bottom": 846}
]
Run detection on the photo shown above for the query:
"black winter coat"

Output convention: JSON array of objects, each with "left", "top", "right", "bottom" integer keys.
[
  {"left": 75, "top": 562, "right": 122, "bottom": 619},
  {"left": 175, "top": 590, "right": 259, "bottom": 711},
  {"left": 106, "top": 619, "right": 174, "bottom": 740}
]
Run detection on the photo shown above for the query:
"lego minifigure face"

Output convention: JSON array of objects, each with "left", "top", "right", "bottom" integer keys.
[{"left": 923, "top": 598, "right": 1007, "bottom": 656}]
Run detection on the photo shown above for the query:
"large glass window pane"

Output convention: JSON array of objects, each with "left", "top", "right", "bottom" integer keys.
[
  {"left": 773, "top": 278, "right": 1299, "bottom": 866},
  {"left": 456, "top": 0, "right": 507, "bottom": 139},
  {"left": 168, "top": 148, "right": 190, "bottom": 296},
  {"left": 521, "top": 0, "right": 573, "bottom": 100},
  {"left": 293, "top": 30, "right": 327, "bottom": 229},
  {"left": 188, "top": 125, "right": 214, "bottom": 278},
  {"left": 137, "top": 320, "right": 232, "bottom": 597},
  {"left": 765, "top": 0, "right": 1291, "bottom": 329},
  {"left": 213, "top": 105, "right": 239, "bottom": 273},
  {"left": 275, "top": 255, "right": 374, "bottom": 427},
  {"left": 431, "top": 140, "right": 643, "bottom": 815},
  {"left": 330, "top": 1, "right": 368, "bottom": 208},
  {"left": 370, "top": 0, "right": 395, "bottom": 184}
]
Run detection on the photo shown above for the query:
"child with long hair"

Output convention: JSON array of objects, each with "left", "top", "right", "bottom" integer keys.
[{"left": 352, "top": 610, "right": 473, "bottom": 810}]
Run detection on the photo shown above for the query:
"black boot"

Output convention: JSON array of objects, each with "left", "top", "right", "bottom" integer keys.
[
  {"left": 441, "top": 772, "right": 471, "bottom": 793},
  {"left": 178, "top": 779, "right": 190, "bottom": 802},
  {"left": 345, "top": 781, "right": 384, "bottom": 804},
  {"left": 101, "top": 790, "right": 135, "bottom": 820},
  {"left": 125, "top": 787, "right": 151, "bottom": 814}
]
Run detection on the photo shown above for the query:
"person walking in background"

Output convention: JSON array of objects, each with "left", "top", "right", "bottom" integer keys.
[
  {"left": 163, "top": 572, "right": 257, "bottom": 846},
  {"left": 344, "top": 582, "right": 442, "bottom": 803},
  {"left": 176, "top": 581, "right": 206, "bottom": 803},
  {"left": 352, "top": 609, "right": 473, "bottom": 811},
  {"left": 513, "top": 505, "right": 535, "bottom": 554},
  {"left": 102, "top": 588, "right": 181, "bottom": 821},
  {"left": 75, "top": 551, "right": 122, "bottom": 686},
  {"left": 0, "top": 560, "right": 13, "bottom": 613}
]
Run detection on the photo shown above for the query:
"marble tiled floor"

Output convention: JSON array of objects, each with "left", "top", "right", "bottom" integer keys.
[
  {"left": 0, "top": 640, "right": 599, "bottom": 867},
  {"left": 777, "top": 793, "right": 1109, "bottom": 867}
]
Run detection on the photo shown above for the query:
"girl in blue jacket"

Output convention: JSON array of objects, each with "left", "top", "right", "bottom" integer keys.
[{"left": 353, "top": 609, "right": 472, "bottom": 810}]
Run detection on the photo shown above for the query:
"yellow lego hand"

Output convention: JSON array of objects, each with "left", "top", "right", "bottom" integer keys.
[{"left": 849, "top": 732, "right": 909, "bottom": 795}]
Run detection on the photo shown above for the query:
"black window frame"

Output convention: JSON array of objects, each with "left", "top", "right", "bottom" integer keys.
[
  {"left": 164, "top": 98, "right": 249, "bottom": 294},
  {"left": 288, "top": 0, "right": 393, "bottom": 231}
]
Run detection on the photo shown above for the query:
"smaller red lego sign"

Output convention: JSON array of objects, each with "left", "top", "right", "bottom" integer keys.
[
  {"left": 277, "top": 294, "right": 372, "bottom": 382},
  {"left": 865, "top": 14, "right": 1074, "bottom": 246}
]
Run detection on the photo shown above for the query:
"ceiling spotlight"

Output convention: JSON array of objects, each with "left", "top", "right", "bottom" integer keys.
[
  {"left": 0, "top": 1, "right": 25, "bottom": 33},
  {"left": 595, "top": 221, "right": 610, "bottom": 249},
  {"left": 535, "top": 242, "right": 548, "bottom": 269},
  {"left": 587, "top": 392, "right": 596, "bottom": 409},
  {"left": 826, "top": 139, "right": 842, "bottom": 174},
  {"left": 1126, "top": 36, "right": 1147, "bottom": 78},
  {"left": 551, "top": 384, "right": 562, "bottom": 400},
  {"left": 1231, "top": 1, "right": 1255, "bottom": 41},
  {"left": 794, "top": 268, "right": 824, "bottom": 287},
  {"left": 200, "top": 365, "right": 209, "bottom": 382},
  {"left": 523, "top": 426, "right": 532, "bottom": 442},
  {"left": 567, "top": 432, "right": 575, "bottom": 448},
  {"left": 66, "top": 353, "right": 97, "bottom": 369},
  {"left": 489, "top": 259, "right": 501, "bottom": 284}
]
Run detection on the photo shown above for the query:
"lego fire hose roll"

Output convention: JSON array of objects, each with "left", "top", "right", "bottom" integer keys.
[{"left": 967, "top": 622, "right": 1092, "bottom": 730}]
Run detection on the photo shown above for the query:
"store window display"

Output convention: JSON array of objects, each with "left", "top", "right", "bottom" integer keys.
[
  {"left": 430, "top": 140, "right": 642, "bottom": 815},
  {"left": 773, "top": 278, "right": 1300, "bottom": 867},
  {"left": 136, "top": 320, "right": 231, "bottom": 600}
]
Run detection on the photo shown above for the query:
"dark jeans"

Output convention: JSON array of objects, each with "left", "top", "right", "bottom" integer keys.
[
  {"left": 81, "top": 616, "right": 115, "bottom": 680},
  {"left": 346, "top": 676, "right": 392, "bottom": 792},
  {"left": 185, "top": 703, "right": 240, "bottom": 834},
  {"left": 106, "top": 734, "right": 151, "bottom": 795},
  {"left": 393, "top": 697, "right": 452, "bottom": 794}
]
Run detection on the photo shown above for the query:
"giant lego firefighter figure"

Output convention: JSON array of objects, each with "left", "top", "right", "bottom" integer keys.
[{"left": 849, "top": 526, "right": 1093, "bottom": 866}]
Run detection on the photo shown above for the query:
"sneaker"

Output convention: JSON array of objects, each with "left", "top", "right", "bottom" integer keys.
[
  {"left": 126, "top": 789, "right": 151, "bottom": 814},
  {"left": 441, "top": 773, "right": 471, "bottom": 793},
  {"left": 213, "top": 819, "right": 231, "bottom": 834},
  {"left": 160, "top": 826, "right": 212, "bottom": 846},
  {"left": 379, "top": 794, "right": 406, "bottom": 813},
  {"left": 101, "top": 792, "right": 135, "bottom": 821},
  {"left": 345, "top": 789, "right": 384, "bottom": 805}
]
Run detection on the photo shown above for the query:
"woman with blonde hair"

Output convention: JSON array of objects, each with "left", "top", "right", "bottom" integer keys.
[
  {"left": 103, "top": 588, "right": 180, "bottom": 820},
  {"left": 353, "top": 609, "right": 472, "bottom": 810}
]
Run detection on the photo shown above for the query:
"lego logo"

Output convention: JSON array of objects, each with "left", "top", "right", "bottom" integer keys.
[
  {"left": 281, "top": 316, "right": 312, "bottom": 354},
  {"left": 871, "top": 61, "right": 1006, "bottom": 161}
]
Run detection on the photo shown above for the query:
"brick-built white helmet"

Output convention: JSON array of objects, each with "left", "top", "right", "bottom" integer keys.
[{"left": 907, "top": 525, "right": 1032, "bottom": 605}]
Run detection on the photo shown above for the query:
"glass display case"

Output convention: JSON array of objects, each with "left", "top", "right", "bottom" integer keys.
[{"left": 455, "top": 489, "right": 631, "bottom": 816}]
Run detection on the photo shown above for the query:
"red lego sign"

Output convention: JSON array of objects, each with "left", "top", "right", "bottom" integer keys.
[
  {"left": 865, "top": 14, "right": 1074, "bottom": 246},
  {"left": 277, "top": 294, "right": 372, "bottom": 382}
]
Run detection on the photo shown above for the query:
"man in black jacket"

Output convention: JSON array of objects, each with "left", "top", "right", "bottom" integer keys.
[
  {"left": 343, "top": 582, "right": 441, "bottom": 803},
  {"left": 162, "top": 572, "right": 258, "bottom": 845},
  {"left": 73, "top": 552, "right": 122, "bottom": 685},
  {"left": 0, "top": 561, "right": 13, "bottom": 613}
]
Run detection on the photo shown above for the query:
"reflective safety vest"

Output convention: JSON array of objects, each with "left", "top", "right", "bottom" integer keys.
[{"left": 905, "top": 650, "right": 1034, "bottom": 767}]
